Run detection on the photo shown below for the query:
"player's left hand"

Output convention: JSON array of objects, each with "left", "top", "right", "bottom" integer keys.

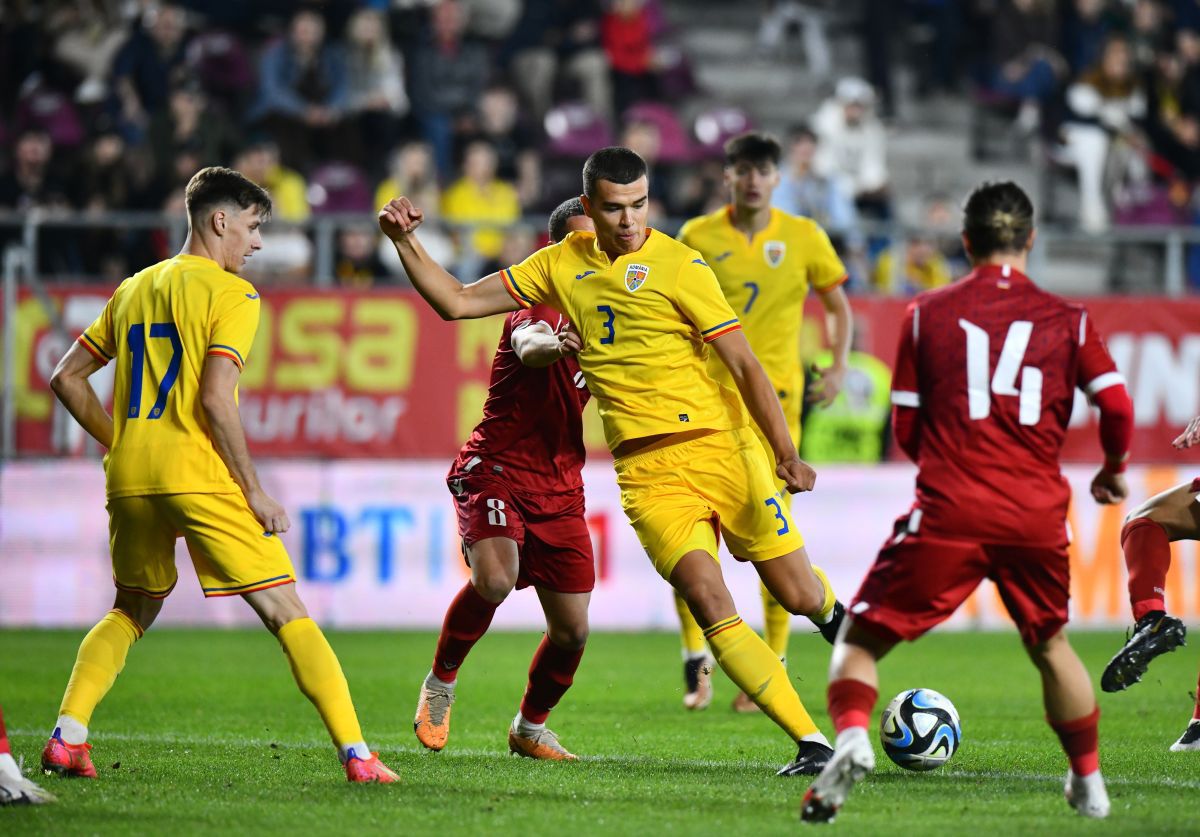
[
  {"left": 806, "top": 362, "right": 847, "bottom": 408},
  {"left": 1090, "top": 467, "right": 1128, "bottom": 505},
  {"left": 1173, "top": 415, "right": 1200, "bottom": 449},
  {"left": 557, "top": 326, "right": 582, "bottom": 356},
  {"left": 778, "top": 457, "right": 817, "bottom": 493}
]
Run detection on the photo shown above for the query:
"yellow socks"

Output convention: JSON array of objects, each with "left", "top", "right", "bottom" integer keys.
[
  {"left": 760, "top": 582, "right": 791, "bottom": 660},
  {"left": 674, "top": 592, "right": 707, "bottom": 657},
  {"left": 811, "top": 564, "right": 837, "bottom": 623},
  {"left": 277, "top": 617, "right": 364, "bottom": 752},
  {"left": 703, "top": 615, "right": 819, "bottom": 740},
  {"left": 58, "top": 609, "right": 142, "bottom": 733}
]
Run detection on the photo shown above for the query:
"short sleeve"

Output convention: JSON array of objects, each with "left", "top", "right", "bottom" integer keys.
[
  {"left": 207, "top": 289, "right": 261, "bottom": 370},
  {"left": 500, "top": 244, "right": 558, "bottom": 311},
  {"left": 511, "top": 303, "right": 565, "bottom": 333},
  {"left": 676, "top": 218, "right": 698, "bottom": 249},
  {"left": 676, "top": 257, "right": 741, "bottom": 342},
  {"left": 808, "top": 224, "right": 848, "bottom": 293},
  {"left": 78, "top": 293, "right": 117, "bottom": 365},
  {"left": 1075, "top": 310, "right": 1124, "bottom": 398},
  {"left": 890, "top": 302, "right": 920, "bottom": 408}
]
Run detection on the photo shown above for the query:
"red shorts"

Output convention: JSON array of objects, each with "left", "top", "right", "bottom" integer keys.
[
  {"left": 448, "top": 472, "right": 594, "bottom": 594},
  {"left": 851, "top": 514, "right": 1070, "bottom": 646}
]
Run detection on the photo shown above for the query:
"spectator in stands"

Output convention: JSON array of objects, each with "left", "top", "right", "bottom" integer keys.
[
  {"left": 233, "top": 139, "right": 311, "bottom": 223},
  {"left": 48, "top": 0, "right": 127, "bottom": 106},
  {"left": 773, "top": 124, "right": 860, "bottom": 242},
  {"left": 111, "top": 3, "right": 190, "bottom": 140},
  {"left": 344, "top": 7, "right": 409, "bottom": 174},
  {"left": 1143, "top": 39, "right": 1200, "bottom": 180},
  {"left": 407, "top": 0, "right": 492, "bottom": 181},
  {"left": 374, "top": 141, "right": 440, "bottom": 218},
  {"left": 250, "top": 8, "right": 353, "bottom": 170},
  {"left": 334, "top": 223, "right": 388, "bottom": 288},
  {"left": 147, "top": 80, "right": 236, "bottom": 192},
  {"left": 872, "top": 235, "right": 953, "bottom": 295},
  {"left": 1060, "top": 35, "right": 1149, "bottom": 232},
  {"left": 602, "top": 0, "right": 664, "bottom": 119},
  {"left": 480, "top": 222, "right": 538, "bottom": 277},
  {"left": 1129, "top": 0, "right": 1167, "bottom": 72},
  {"left": 812, "top": 77, "right": 892, "bottom": 219},
  {"left": 183, "top": 28, "right": 257, "bottom": 115},
  {"left": 758, "top": 1, "right": 832, "bottom": 78},
  {"left": 503, "top": 0, "right": 611, "bottom": 123},
  {"left": 73, "top": 127, "right": 133, "bottom": 212},
  {"left": 979, "top": 0, "right": 1066, "bottom": 136},
  {"left": 1060, "top": 0, "right": 1116, "bottom": 77},
  {"left": 460, "top": 85, "right": 542, "bottom": 207},
  {"left": 441, "top": 139, "right": 521, "bottom": 267},
  {"left": 0, "top": 129, "right": 69, "bottom": 211}
]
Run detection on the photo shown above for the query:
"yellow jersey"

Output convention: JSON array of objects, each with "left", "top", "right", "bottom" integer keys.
[
  {"left": 678, "top": 207, "right": 846, "bottom": 401},
  {"left": 78, "top": 254, "right": 261, "bottom": 498},
  {"left": 501, "top": 229, "right": 747, "bottom": 450}
]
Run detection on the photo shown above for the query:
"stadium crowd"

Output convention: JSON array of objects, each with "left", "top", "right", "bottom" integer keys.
[{"left": 2, "top": 0, "right": 1200, "bottom": 289}]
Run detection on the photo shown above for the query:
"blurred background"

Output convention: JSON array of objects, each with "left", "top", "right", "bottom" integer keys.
[{"left": 3, "top": 0, "right": 1200, "bottom": 631}]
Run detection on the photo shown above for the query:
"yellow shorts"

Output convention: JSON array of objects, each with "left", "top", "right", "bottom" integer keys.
[
  {"left": 614, "top": 426, "right": 805, "bottom": 579},
  {"left": 107, "top": 492, "right": 296, "bottom": 599}
]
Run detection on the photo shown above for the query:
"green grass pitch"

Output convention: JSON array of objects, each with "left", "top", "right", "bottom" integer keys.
[{"left": 1, "top": 627, "right": 1196, "bottom": 835}]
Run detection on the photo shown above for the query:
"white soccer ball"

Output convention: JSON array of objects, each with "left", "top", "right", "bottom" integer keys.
[{"left": 879, "top": 688, "right": 962, "bottom": 771}]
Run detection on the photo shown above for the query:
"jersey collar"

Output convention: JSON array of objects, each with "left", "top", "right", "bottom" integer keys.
[
  {"left": 971, "top": 263, "right": 1031, "bottom": 287},
  {"left": 723, "top": 205, "right": 780, "bottom": 247},
  {"left": 588, "top": 227, "right": 657, "bottom": 266}
]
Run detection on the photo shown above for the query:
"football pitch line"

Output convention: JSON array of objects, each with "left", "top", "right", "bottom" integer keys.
[{"left": 13, "top": 729, "right": 1200, "bottom": 790}]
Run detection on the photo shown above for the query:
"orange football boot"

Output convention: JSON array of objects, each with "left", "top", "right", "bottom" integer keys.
[{"left": 41, "top": 731, "right": 97, "bottom": 779}]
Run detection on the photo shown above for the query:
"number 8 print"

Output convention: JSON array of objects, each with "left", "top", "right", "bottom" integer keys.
[{"left": 487, "top": 498, "right": 507, "bottom": 526}]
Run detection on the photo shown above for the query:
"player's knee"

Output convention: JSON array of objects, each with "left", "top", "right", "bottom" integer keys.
[
  {"left": 549, "top": 622, "right": 589, "bottom": 650},
  {"left": 774, "top": 582, "right": 824, "bottom": 617},
  {"left": 113, "top": 592, "right": 162, "bottom": 630},
  {"left": 472, "top": 573, "right": 516, "bottom": 603}
]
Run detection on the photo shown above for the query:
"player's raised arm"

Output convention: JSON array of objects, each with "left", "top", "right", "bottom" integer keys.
[
  {"left": 49, "top": 341, "right": 114, "bottom": 449},
  {"left": 378, "top": 197, "right": 520, "bottom": 321},
  {"left": 710, "top": 330, "right": 816, "bottom": 493},
  {"left": 512, "top": 321, "right": 581, "bottom": 368}
]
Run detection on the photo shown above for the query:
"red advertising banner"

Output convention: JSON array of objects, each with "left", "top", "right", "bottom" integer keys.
[{"left": 7, "top": 286, "right": 1200, "bottom": 463}]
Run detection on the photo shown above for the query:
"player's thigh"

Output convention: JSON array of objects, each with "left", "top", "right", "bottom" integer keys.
[
  {"left": 522, "top": 491, "right": 596, "bottom": 596},
  {"left": 986, "top": 544, "right": 1071, "bottom": 646},
  {"left": 1126, "top": 478, "right": 1200, "bottom": 541},
  {"left": 158, "top": 492, "right": 296, "bottom": 598},
  {"left": 706, "top": 427, "right": 804, "bottom": 562},
  {"left": 107, "top": 495, "right": 179, "bottom": 599},
  {"left": 535, "top": 587, "right": 591, "bottom": 649},
  {"left": 753, "top": 545, "right": 825, "bottom": 615},
  {"left": 614, "top": 439, "right": 721, "bottom": 580},
  {"left": 851, "top": 522, "right": 989, "bottom": 642},
  {"left": 454, "top": 477, "right": 525, "bottom": 596}
]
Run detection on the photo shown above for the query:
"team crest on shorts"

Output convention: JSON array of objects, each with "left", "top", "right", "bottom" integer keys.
[
  {"left": 624, "top": 263, "right": 650, "bottom": 292},
  {"left": 764, "top": 240, "right": 786, "bottom": 268}
]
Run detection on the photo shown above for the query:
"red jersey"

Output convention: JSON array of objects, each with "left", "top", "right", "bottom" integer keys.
[
  {"left": 890, "top": 264, "right": 1124, "bottom": 546},
  {"left": 450, "top": 304, "right": 590, "bottom": 495}
]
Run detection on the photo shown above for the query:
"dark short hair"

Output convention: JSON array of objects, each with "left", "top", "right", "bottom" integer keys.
[
  {"left": 724, "top": 132, "right": 782, "bottom": 167},
  {"left": 185, "top": 166, "right": 272, "bottom": 223},
  {"left": 582, "top": 146, "right": 647, "bottom": 197},
  {"left": 962, "top": 181, "right": 1034, "bottom": 258},
  {"left": 787, "top": 122, "right": 817, "bottom": 144},
  {"left": 548, "top": 197, "right": 586, "bottom": 243}
]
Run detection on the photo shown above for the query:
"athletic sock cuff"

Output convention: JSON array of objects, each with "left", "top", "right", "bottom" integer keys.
[
  {"left": 828, "top": 678, "right": 878, "bottom": 733},
  {"left": 1048, "top": 706, "right": 1100, "bottom": 735}
]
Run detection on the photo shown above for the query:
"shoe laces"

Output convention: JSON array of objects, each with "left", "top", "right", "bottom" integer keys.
[{"left": 423, "top": 686, "right": 455, "bottom": 725}]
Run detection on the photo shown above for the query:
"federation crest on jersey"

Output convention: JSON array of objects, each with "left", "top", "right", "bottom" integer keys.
[
  {"left": 624, "top": 263, "right": 650, "bottom": 292},
  {"left": 764, "top": 240, "right": 786, "bottom": 268}
]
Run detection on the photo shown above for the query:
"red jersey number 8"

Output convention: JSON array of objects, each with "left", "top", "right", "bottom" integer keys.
[{"left": 487, "top": 498, "right": 507, "bottom": 526}]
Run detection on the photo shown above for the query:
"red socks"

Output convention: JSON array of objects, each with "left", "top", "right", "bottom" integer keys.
[
  {"left": 519, "top": 636, "right": 585, "bottom": 724},
  {"left": 828, "top": 678, "right": 878, "bottom": 733},
  {"left": 1049, "top": 707, "right": 1100, "bottom": 776},
  {"left": 432, "top": 583, "right": 500, "bottom": 682},
  {"left": 1121, "top": 518, "right": 1171, "bottom": 621},
  {"left": 0, "top": 704, "right": 9, "bottom": 756}
]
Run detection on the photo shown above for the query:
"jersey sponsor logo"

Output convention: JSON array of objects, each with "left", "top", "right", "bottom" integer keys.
[
  {"left": 713, "top": 251, "right": 733, "bottom": 262},
  {"left": 246, "top": 293, "right": 260, "bottom": 299},
  {"left": 678, "top": 413, "right": 689, "bottom": 422},
  {"left": 624, "top": 263, "right": 650, "bottom": 292},
  {"left": 575, "top": 270, "right": 596, "bottom": 280},
  {"left": 764, "top": 240, "right": 786, "bottom": 268}
]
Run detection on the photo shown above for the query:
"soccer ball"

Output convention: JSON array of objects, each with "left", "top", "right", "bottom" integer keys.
[{"left": 879, "top": 688, "right": 962, "bottom": 771}]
